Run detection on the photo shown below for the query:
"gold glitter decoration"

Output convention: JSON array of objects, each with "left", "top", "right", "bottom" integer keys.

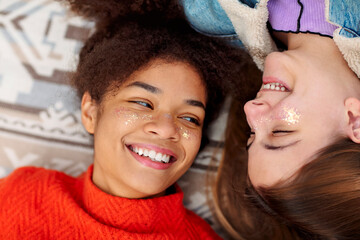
[
  {"left": 176, "top": 126, "right": 191, "bottom": 140},
  {"left": 114, "top": 107, "right": 153, "bottom": 126},
  {"left": 182, "top": 131, "right": 190, "bottom": 139},
  {"left": 282, "top": 107, "right": 300, "bottom": 125}
]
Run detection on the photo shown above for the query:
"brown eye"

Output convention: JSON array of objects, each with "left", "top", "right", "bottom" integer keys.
[
  {"left": 180, "top": 116, "right": 200, "bottom": 126},
  {"left": 129, "top": 100, "right": 153, "bottom": 110}
]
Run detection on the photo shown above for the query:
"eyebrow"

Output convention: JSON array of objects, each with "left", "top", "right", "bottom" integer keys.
[
  {"left": 186, "top": 100, "right": 206, "bottom": 110},
  {"left": 246, "top": 140, "right": 301, "bottom": 151},
  {"left": 127, "top": 81, "right": 206, "bottom": 110},
  {"left": 126, "top": 81, "right": 162, "bottom": 94}
]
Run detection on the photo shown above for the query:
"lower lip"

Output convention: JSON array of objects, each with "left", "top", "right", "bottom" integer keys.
[{"left": 128, "top": 147, "right": 174, "bottom": 170}]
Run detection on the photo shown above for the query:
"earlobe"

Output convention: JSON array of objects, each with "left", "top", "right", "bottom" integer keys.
[
  {"left": 81, "top": 92, "right": 98, "bottom": 134},
  {"left": 345, "top": 98, "right": 360, "bottom": 143}
]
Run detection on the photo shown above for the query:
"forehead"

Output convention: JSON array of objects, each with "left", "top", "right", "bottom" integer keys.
[
  {"left": 103, "top": 60, "right": 206, "bottom": 102},
  {"left": 127, "top": 60, "right": 205, "bottom": 92}
]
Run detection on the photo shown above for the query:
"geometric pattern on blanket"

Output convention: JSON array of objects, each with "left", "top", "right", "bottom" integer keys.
[{"left": 0, "top": 0, "right": 227, "bottom": 236}]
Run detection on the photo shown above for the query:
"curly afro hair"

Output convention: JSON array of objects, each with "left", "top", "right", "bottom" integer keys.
[{"left": 65, "top": 0, "right": 261, "bottom": 148}]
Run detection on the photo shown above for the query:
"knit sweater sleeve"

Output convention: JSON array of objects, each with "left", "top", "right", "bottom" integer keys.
[{"left": 184, "top": 209, "right": 223, "bottom": 240}]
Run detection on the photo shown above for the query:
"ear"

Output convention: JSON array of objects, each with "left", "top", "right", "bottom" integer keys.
[
  {"left": 345, "top": 98, "right": 360, "bottom": 143},
  {"left": 81, "top": 92, "right": 98, "bottom": 134}
]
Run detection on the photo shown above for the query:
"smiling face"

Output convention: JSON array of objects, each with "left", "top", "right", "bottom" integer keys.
[
  {"left": 244, "top": 33, "right": 360, "bottom": 187},
  {"left": 81, "top": 60, "right": 206, "bottom": 198}
]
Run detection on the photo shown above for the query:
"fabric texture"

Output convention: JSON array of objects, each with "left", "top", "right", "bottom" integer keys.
[
  {"left": 217, "top": 0, "right": 276, "bottom": 70},
  {"left": 183, "top": 0, "right": 360, "bottom": 78},
  {"left": 326, "top": 0, "right": 360, "bottom": 78},
  {"left": 0, "top": 165, "right": 222, "bottom": 240}
]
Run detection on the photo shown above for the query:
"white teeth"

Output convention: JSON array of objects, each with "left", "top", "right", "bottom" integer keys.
[
  {"left": 131, "top": 146, "right": 172, "bottom": 163},
  {"left": 149, "top": 150, "right": 156, "bottom": 159},
  {"left": 143, "top": 149, "right": 149, "bottom": 157},
  {"left": 155, "top": 153, "right": 162, "bottom": 161},
  {"left": 262, "top": 83, "right": 286, "bottom": 92},
  {"left": 161, "top": 154, "right": 167, "bottom": 163}
]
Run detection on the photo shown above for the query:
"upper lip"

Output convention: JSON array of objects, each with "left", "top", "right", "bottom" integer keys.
[{"left": 126, "top": 143, "right": 178, "bottom": 159}]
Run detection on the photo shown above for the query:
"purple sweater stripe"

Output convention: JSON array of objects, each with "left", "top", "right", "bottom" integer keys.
[{"left": 267, "top": 0, "right": 337, "bottom": 37}]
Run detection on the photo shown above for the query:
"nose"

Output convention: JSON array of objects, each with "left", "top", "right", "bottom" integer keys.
[
  {"left": 244, "top": 99, "right": 271, "bottom": 129},
  {"left": 143, "top": 113, "right": 179, "bottom": 141}
]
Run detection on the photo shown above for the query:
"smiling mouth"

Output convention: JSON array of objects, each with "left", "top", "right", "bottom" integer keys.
[
  {"left": 261, "top": 82, "right": 288, "bottom": 91},
  {"left": 127, "top": 145, "right": 176, "bottom": 164}
]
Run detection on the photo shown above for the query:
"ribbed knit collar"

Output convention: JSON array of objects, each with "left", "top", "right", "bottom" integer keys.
[{"left": 81, "top": 165, "right": 187, "bottom": 232}]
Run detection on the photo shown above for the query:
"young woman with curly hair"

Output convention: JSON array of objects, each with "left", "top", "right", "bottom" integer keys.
[
  {"left": 181, "top": 0, "right": 360, "bottom": 239},
  {"left": 0, "top": 1, "right": 260, "bottom": 239}
]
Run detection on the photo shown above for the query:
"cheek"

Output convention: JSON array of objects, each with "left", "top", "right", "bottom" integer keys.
[
  {"left": 278, "top": 106, "right": 301, "bottom": 125},
  {"left": 247, "top": 154, "right": 267, "bottom": 187},
  {"left": 176, "top": 126, "right": 201, "bottom": 142},
  {"left": 274, "top": 104, "right": 302, "bottom": 126},
  {"left": 247, "top": 152, "right": 287, "bottom": 187},
  {"left": 178, "top": 127, "right": 202, "bottom": 155},
  {"left": 114, "top": 107, "right": 153, "bottom": 126},
  {"left": 250, "top": 115, "right": 273, "bottom": 130}
]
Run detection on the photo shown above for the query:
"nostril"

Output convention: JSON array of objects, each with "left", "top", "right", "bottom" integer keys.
[
  {"left": 244, "top": 99, "right": 270, "bottom": 123},
  {"left": 251, "top": 101, "right": 264, "bottom": 106}
]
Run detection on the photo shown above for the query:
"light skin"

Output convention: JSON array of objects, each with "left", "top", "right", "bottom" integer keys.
[
  {"left": 245, "top": 32, "right": 360, "bottom": 187},
  {"left": 81, "top": 59, "right": 206, "bottom": 199}
]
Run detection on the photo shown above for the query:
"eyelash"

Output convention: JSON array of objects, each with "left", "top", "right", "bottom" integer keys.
[
  {"left": 272, "top": 130, "right": 293, "bottom": 135},
  {"left": 129, "top": 100, "right": 153, "bottom": 110},
  {"left": 129, "top": 101, "right": 200, "bottom": 126},
  {"left": 250, "top": 130, "right": 293, "bottom": 135},
  {"left": 181, "top": 116, "right": 200, "bottom": 126}
]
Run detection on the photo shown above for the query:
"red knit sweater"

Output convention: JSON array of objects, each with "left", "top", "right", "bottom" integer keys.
[{"left": 0, "top": 166, "right": 222, "bottom": 239}]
